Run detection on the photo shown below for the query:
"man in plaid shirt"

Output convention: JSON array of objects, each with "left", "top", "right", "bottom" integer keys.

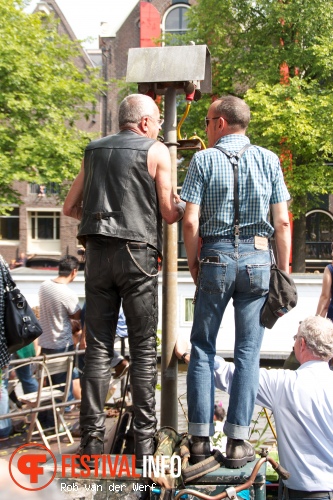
[{"left": 181, "top": 95, "right": 291, "bottom": 468}]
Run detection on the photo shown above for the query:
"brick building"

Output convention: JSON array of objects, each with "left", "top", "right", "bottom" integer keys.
[
  {"left": 2, "top": 0, "right": 331, "bottom": 271},
  {"left": 0, "top": 0, "right": 195, "bottom": 267},
  {"left": 100, "top": 0, "right": 195, "bottom": 136}
]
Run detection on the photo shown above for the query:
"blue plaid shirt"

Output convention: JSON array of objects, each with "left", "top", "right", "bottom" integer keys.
[{"left": 181, "top": 135, "right": 290, "bottom": 238}]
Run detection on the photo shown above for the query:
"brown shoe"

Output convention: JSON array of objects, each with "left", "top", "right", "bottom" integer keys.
[
  {"left": 189, "top": 436, "right": 211, "bottom": 464},
  {"left": 223, "top": 438, "right": 256, "bottom": 468},
  {"left": 113, "top": 359, "right": 129, "bottom": 379}
]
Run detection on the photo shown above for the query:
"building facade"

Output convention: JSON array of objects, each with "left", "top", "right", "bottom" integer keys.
[
  {"left": 1, "top": 0, "right": 332, "bottom": 271},
  {"left": 99, "top": 0, "right": 195, "bottom": 136}
]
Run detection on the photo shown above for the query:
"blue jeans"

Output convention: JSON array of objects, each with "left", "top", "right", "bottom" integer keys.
[
  {"left": 0, "top": 377, "right": 12, "bottom": 438},
  {"left": 187, "top": 239, "right": 271, "bottom": 439},
  {"left": 15, "top": 363, "right": 38, "bottom": 394}
]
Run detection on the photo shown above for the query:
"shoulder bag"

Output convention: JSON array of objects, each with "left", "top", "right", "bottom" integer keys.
[{"left": 1, "top": 268, "right": 43, "bottom": 354}]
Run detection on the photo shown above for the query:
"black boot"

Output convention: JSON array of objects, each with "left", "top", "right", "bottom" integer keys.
[
  {"left": 79, "top": 433, "right": 104, "bottom": 469},
  {"left": 224, "top": 438, "right": 255, "bottom": 468},
  {"left": 189, "top": 436, "right": 211, "bottom": 464},
  {"left": 134, "top": 436, "right": 155, "bottom": 468}
]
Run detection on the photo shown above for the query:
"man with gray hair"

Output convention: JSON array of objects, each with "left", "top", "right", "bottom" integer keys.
[
  {"left": 63, "top": 94, "right": 185, "bottom": 466},
  {"left": 213, "top": 315, "right": 333, "bottom": 497}
]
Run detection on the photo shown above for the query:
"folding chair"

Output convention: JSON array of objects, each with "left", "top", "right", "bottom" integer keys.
[{"left": 19, "top": 354, "right": 74, "bottom": 450}]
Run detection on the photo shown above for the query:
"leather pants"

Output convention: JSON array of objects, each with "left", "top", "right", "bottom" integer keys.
[{"left": 80, "top": 236, "right": 158, "bottom": 461}]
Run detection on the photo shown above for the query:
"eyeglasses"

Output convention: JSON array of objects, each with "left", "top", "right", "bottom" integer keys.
[
  {"left": 148, "top": 116, "right": 164, "bottom": 128},
  {"left": 205, "top": 116, "right": 222, "bottom": 127}
]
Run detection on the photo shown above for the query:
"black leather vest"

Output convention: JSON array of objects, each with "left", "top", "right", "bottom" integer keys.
[{"left": 78, "top": 130, "right": 162, "bottom": 253}]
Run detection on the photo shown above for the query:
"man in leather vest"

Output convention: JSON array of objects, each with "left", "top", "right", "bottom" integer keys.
[{"left": 63, "top": 94, "right": 184, "bottom": 467}]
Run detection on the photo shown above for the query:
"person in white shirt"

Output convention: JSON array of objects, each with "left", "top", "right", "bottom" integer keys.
[
  {"left": 39, "top": 255, "right": 81, "bottom": 353},
  {"left": 175, "top": 315, "right": 333, "bottom": 497},
  {"left": 38, "top": 255, "right": 81, "bottom": 426}
]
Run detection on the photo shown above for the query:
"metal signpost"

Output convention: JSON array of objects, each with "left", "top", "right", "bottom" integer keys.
[{"left": 126, "top": 45, "right": 211, "bottom": 429}]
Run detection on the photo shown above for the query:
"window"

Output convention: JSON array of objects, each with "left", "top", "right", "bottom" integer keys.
[
  {"left": 306, "top": 209, "right": 333, "bottom": 261},
  {"left": 29, "top": 183, "right": 60, "bottom": 196},
  {"left": 0, "top": 207, "right": 19, "bottom": 241},
  {"left": 163, "top": 5, "right": 190, "bottom": 39},
  {"left": 184, "top": 298, "right": 194, "bottom": 322},
  {"left": 27, "top": 210, "right": 61, "bottom": 255},
  {"left": 0, "top": 207, "right": 19, "bottom": 240},
  {"left": 30, "top": 211, "right": 60, "bottom": 240}
]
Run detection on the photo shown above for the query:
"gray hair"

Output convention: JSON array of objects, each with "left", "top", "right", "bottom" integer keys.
[
  {"left": 118, "top": 94, "right": 158, "bottom": 128},
  {"left": 299, "top": 316, "right": 333, "bottom": 359},
  {"left": 214, "top": 95, "right": 251, "bottom": 130}
]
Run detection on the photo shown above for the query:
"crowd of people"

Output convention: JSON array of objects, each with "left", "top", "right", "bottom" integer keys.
[
  {"left": 0, "top": 254, "right": 129, "bottom": 440},
  {"left": 0, "top": 94, "right": 332, "bottom": 498}
]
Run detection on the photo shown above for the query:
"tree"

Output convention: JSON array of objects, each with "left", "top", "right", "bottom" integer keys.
[
  {"left": 185, "top": 0, "right": 333, "bottom": 271},
  {"left": 0, "top": 0, "right": 104, "bottom": 208}
]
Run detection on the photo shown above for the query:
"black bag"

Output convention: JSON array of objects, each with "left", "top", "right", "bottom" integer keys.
[
  {"left": 2, "top": 273, "right": 43, "bottom": 354},
  {"left": 260, "top": 264, "right": 298, "bottom": 329}
]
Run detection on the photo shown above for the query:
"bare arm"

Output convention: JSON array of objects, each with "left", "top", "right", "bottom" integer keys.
[
  {"left": 63, "top": 160, "right": 84, "bottom": 220},
  {"left": 183, "top": 202, "right": 200, "bottom": 284},
  {"left": 33, "top": 338, "right": 41, "bottom": 356},
  {"left": 316, "top": 266, "right": 332, "bottom": 317},
  {"left": 79, "top": 324, "right": 87, "bottom": 350},
  {"left": 148, "top": 141, "right": 185, "bottom": 224},
  {"left": 271, "top": 201, "right": 291, "bottom": 273},
  {"left": 69, "top": 308, "right": 81, "bottom": 321}
]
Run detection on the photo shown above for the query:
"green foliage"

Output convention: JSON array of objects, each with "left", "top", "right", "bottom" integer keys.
[
  {"left": 250, "top": 408, "right": 272, "bottom": 448},
  {"left": 246, "top": 79, "right": 333, "bottom": 216},
  {"left": 185, "top": 0, "right": 333, "bottom": 215},
  {"left": 0, "top": 0, "right": 105, "bottom": 208},
  {"left": 210, "top": 427, "right": 225, "bottom": 449},
  {"left": 111, "top": 78, "right": 138, "bottom": 104}
]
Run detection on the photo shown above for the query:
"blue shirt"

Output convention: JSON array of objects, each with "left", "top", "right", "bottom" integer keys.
[
  {"left": 116, "top": 307, "right": 128, "bottom": 338},
  {"left": 214, "top": 357, "right": 333, "bottom": 491},
  {"left": 181, "top": 135, "right": 290, "bottom": 238}
]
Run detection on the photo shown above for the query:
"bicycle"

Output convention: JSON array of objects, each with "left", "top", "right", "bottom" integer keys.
[{"left": 173, "top": 454, "right": 290, "bottom": 500}]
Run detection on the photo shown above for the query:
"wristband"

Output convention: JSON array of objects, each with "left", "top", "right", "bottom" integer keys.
[{"left": 181, "top": 352, "right": 189, "bottom": 363}]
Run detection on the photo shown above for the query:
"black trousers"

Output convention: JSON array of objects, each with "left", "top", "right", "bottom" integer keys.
[{"left": 80, "top": 236, "right": 159, "bottom": 461}]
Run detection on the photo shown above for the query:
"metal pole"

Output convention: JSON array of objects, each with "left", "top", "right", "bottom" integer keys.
[
  {"left": 161, "top": 86, "right": 178, "bottom": 429},
  {"left": 102, "top": 47, "right": 108, "bottom": 137}
]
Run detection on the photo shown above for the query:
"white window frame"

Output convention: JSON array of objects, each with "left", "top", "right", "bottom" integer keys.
[
  {"left": 180, "top": 296, "right": 195, "bottom": 325},
  {"left": 162, "top": 4, "right": 191, "bottom": 39},
  {"left": 26, "top": 208, "right": 61, "bottom": 255}
]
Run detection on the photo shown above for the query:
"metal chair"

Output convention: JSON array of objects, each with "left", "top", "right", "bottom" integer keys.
[{"left": 19, "top": 353, "right": 74, "bottom": 450}]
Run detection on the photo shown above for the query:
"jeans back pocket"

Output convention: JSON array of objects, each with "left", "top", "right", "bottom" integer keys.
[
  {"left": 247, "top": 263, "right": 270, "bottom": 295},
  {"left": 199, "top": 260, "right": 227, "bottom": 294}
]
